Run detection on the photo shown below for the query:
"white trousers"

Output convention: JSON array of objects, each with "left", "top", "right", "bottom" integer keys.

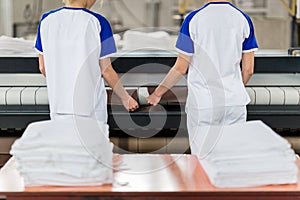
[
  {"left": 51, "top": 110, "right": 107, "bottom": 123},
  {"left": 187, "top": 106, "right": 247, "bottom": 154}
]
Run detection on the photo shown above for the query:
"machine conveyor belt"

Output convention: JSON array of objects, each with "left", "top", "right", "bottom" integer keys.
[
  {"left": 1, "top": 73, "right": 300, "bottom": 87},
  {"left": 0, "top": 87, "right": 48, "bottom": 106},
  {"left": 0, "top": 86, "right": 299, "bottom": 106}
]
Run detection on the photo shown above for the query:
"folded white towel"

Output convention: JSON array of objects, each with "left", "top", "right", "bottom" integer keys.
[
  {"left": 11, "top": 117, "right": 112, "bottom": 160},
  {"left": 190, "top": 121, "right": 291, "bottom": 159},
  {"left": 22, "top": 171, "right": 112, "bottom": 187},
  {"left": 207, "top": 148, "right": 295, "bottom": 164},
  {"left": 191, "top": 121, "right": 298, "bottom": 188},
  {"left": 201, "top": 159, "right": 298, "bottom": 188},
  {"left": 17, "top": 161, "right": 110, "bottom": 178},
  {"left": 202, "top": 160, "right": 297, "bottom": 175},
  {"left": 211, "top": 172, "right": 298, "bottom": 188},
  {"left": 0, "top": 157, "right": 24, "bottom": 191},
  {"left": 13, "top": 153, "right": 102, "bottom": 164},
  {"left": 11, "top": 117, "right": 110, "bottom": 147},
  {"left": 209, "top": 150, "right": 296, "bottom": 169}
]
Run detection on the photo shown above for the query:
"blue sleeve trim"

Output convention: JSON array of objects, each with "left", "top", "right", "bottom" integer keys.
[
  {"left": 176, "top": 22, "right": 194, "bottom": 54},
  {"left": 242, "top": 14, "right": 258, "bottom": 51},
  {"left": 84, "top": 10, "right": 117, "bottom": 58},
  {"left": 175, "top": 11, "right": 197, "bottom": 54},
  {"left": 229, "top": 4, "right": 258, "bottom": 51},
  {"left": 35, "top": 20, "right": 43, "bottom": 53},
  {"left": 99, "top": 17, "right": 117, "bottom": 58}
]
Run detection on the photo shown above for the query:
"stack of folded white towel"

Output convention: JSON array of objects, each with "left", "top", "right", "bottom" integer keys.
[
  {"left": 190, "top": 121, "right": 298, "bottom": 188},
  {"left": 10, "top": 116, "right": 113, "bottom": 186},
  {"left": 0, "top": 36, "right": 35, "bottom": 55}
]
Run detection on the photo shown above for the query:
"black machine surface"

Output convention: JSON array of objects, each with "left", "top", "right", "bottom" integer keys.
[{"left": 0, "top": 50, "right": 300, "bottom": 133}]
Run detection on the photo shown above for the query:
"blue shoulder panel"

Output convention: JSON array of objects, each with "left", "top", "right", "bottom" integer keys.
[
  {"left": 175, "top": 4, "right": 209, "bottom": 55},
  {"left": 35, "top": 8, "right": 64, "bottom": 53},
  {"left": 229, "top": 4, "right": 258, "bottom": 51},
  {"left": 83, "top": 10, "right": 117, "bottom": 58}
]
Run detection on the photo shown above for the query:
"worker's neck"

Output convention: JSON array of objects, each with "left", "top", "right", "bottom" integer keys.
[
  {"left": 207, "top": 0, "right": 230, "bottom": 2},
  {"left": 65, "top": 2, "right": 88, "bottom": 9}
]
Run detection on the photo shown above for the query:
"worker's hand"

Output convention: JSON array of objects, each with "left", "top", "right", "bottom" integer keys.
[
  {"left": 147, "top": 93, "right": 161, "bottom": 106},
  {"left": 122, "top": 96, "right": 139, "bottom": 112}
]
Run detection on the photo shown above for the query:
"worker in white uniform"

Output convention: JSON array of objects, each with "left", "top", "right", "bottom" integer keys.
[
  {"left": 147, "top": 0, "right": 258, "bottom": 154},
  {"left": 35, "top": 0, "right": 139, "bottom": 123}
]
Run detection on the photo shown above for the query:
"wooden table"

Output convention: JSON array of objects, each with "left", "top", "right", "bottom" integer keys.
[{"left": 0, "top": 154, "right": 300, "bottom": 200}]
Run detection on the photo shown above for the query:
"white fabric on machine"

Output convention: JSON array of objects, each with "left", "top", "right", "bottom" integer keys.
[
  {"left": 0, "top": 36, "right": 35, "bottom": 55},
  {"left": 122, "top": 30, "right": 171, "bottom": 50},
  {"left": 191, "top": 121, "right": 298, "bottom": 188},
  {"left": 138, "top": 87, "right": 150, "bottom": 105},
  {"left": 10, "top": 117, "right": 113, "bottom": 186}
]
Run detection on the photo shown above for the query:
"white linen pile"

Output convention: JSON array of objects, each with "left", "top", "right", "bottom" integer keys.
[
  {"left": 10, "top": 116, "right": 113, "bottom": 186},
  {"left": 0, "top": 36, "right": 36, "bottom": 55},
  {"left": 190, "top": 121, "right": 298, "bottom": 188},
  {"left": 122, "top": 30, "right": 171, "bottom": 50}
]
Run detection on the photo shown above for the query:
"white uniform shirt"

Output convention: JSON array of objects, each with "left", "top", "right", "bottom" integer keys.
[
  {"left": 176, "top": 2, "right": 258, "bottom": 111},
  {"left": 35, "top": 7, "right": 116, "bottom": 121}
]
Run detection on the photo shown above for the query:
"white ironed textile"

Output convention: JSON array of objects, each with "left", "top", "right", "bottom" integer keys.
[
  {"left": 201, "top": 158, "right": 298, "bottom": 188},
  {"left": 10, "top": 153, "right": 102, "bottom": 164},
  {"left": 202, "top": 160, "right": 297, "bottom": 175},
  {"left": 192, "top": 121, "right": 298, "bottom": 188},
  {"left": 0, "top": 157, "right": 24, "bottom": 191},
  {"left": 0, "top": 36, "right": 35, "bottom": 53},
  {"left": 10, "top": 117, "right": 113, "bottom": 186},
  {"left": 17, "top": 160, "right": 111, "bottom": 178},
  {"left": 21, "top": 168, "right": 113, "bottom": 187},
  {"left": 122, "top": 30, "right": 171, "bottom": 50},
  {"left": 11, "top": 116, "right": 110, "bottom": 148}
]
